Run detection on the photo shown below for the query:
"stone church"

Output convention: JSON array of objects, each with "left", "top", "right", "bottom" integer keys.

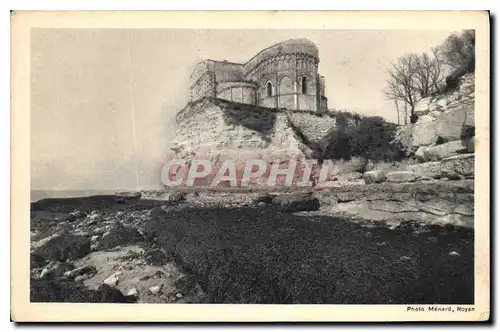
[{"left": 189, "top": 38, "right": 328, "bottom": 112}]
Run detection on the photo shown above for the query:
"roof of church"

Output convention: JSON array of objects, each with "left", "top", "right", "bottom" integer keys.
[{"left": 189, "top": 38, "right": 320, "bottom": 85}]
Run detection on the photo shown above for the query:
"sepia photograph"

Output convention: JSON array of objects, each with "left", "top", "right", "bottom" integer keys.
[{"left": 11, "top": 11, "right": 490, "bottom": 322}]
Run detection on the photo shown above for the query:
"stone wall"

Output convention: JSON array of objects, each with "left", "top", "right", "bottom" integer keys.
[{"left": 216, "top": 82, "right": 257, "bottom": 105}]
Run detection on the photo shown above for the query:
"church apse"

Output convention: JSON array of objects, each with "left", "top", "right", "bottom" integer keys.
[{"left": 188, "top": 38, "right": 328, "bottom": 112}]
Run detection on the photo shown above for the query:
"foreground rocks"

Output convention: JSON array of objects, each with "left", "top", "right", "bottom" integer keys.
[
  {"left": 30, "top": 197, "right": 208, "bottom": 303},
  {"left": 415, "top": 139, "right": 473, "bottom": 162},
  {"left": 30, "top": 176, "right": 475, "bottom": 303},
  {"left": 315, "top": 179, "right": 474, "bottom": 228},
  {"left": 32, "top": 233, "right": 91, "bottom": 265},
  {"left": 408, "top": 154, "right": 474, "bottom": 180},
  {"left": 98, "top": 222, "right": 144, "bottom": 250},
  {"left": 363, "top": 170, "right": 386, "bottom": 184},
  {"left": 30, "top": 279, "right": 132, "bottom": 303},
  {"left": 394, "top": 73, "right": 475, "bottom": 157}
]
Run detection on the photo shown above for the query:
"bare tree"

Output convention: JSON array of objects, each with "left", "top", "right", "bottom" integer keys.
[
  {"left": 384, "top": 51, "right": 444, "bottom": 124},
  {"left": 413, "top": 48, "right": 444, "bottom": 97},
  {"left": 383, "top": 54, "right": 421, "bottom": 123},
  {"left": 437, "top": 29, "right": 475, "bottom": 70}
]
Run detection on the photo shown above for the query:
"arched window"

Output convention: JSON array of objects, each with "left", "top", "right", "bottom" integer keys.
[
  {"left": 266, "top": 82, "right": 273, "bottom": 97},
  {"left": 279, "top": 76, "right": 294, "bottom": 95},
  {"left": 301, "top": 76, "right": 308, "bottom": 94}
]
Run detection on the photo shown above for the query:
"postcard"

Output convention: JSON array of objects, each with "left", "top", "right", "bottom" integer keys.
[{"left": 11, "top": 10, "right": 490, "bottom": 322}]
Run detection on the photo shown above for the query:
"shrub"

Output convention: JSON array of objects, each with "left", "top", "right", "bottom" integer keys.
[{"left": 322, "top": 116, "right": 405, "bottom": 162}]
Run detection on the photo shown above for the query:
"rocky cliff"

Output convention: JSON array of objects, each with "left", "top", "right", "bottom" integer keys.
[
  {"left": 168, "top": 74, "right": 475, "bottom": 228},
  {"left": 172, "top": 98, "right": 313, "bottom": 162},
  {"left": 326, "top": 73, "right": 476, "bottom": 228},
  {"left": 395, "top": 73, "right": 475, "bottom": 160}
]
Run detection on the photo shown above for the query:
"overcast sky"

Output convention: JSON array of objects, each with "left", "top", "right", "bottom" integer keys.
[{"left": 31, "top": 28, "right": 454, "bottom": 190}]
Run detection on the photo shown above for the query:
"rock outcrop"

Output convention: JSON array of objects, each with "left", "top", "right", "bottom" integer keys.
[
  {"left": 395, "top": 73, "right": 475, "bottom": 155},
  {"left": 165, "top": 71, "right": 475, "bottom": 229},
  {"left": 172, "top": 98, "right": 313, "bottom": 162},
  {"left": 315, "top": 180, "right": 474, "bottom": 228}
]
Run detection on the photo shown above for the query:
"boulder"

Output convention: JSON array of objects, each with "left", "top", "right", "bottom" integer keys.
[
  {"left": 272, "top": 193, "right": 320, "bottom": 213},
  {"left": 414, "top": 97, "right": 431, "bottom": 115},
  {"left": 429, "top": 110, "right": 442, "bottom": 118},
  {"left": 428, "top": 102, "right": 438, "bottom": 112},
  {"left": 39, "top": 261, "right": 75, "bottom": 280},
  {"left": 436, "top": 97, "right": 448, "bottom": 109},
  {"left": 127, "top": 288, "right": 138, "bottom": 297},
  {"left": 64, "top": 265, "right": 97, "bottom": 279},
  {"left": 460, "top": 83, "right": 474, "bottom": 96},
  {"left": 168, "top": 192, "right": 186, "bottom": 202},
  {"left": 368, "top": 200, "right": 419, "bottom": 213},
  {"left": 336, "top": 171, "right": 363, "bottom": 182},
  {"left": 30, "top": 278, "right": 132, "bottom": 303},
  {"left": 104, "top": 272, "right": 121, "bottom": 286},
  {"left": 411, "top": 121, "right": 438, "bottom": 147},
  {"left": 385, "top": 171, "right": 417, "bottom": 183},
  {"left": 416, "top": 115, "right": 436, "bottom": 124},
  {"left": 69, "top": 211, "right": 86, "bottom": 219},
  {"left": 32, "top": 233, "right": 91, "bottom": 262},
  {"left": 363, "top": 170, "right": 387, "bottom": 184},
  {"left": 435, "top": 105, "right": 474, "bottom": 142},
  {"left": 55, "top": 214, "right": 77, "bottom": 223},
  {"left": 408, "top": 154, "right": 474, "bottom": 180},
  {"left": 99, "top": 223, "right": 144, "bottom": 250},
  {"left": 149, "top": 285, "right": 162, "bottom": 295},
  {"left": 335, "top": 192, "right": 358, "bottom": 203},
  {"left": 435, "top": 214, "right": 474, "bottom": 228},
  {"left": 407, "top": 161, "right": 443, "bottom": 180},
  {"left": 441, "top": 154, "right": 475, "bottom": 178},
  {"left": 253, "top": 193, "right": 276, "bottom": 204},
  {"left": 414, "top": 147, "right": 426, "bottom": 162},
  {"left": 416, "top": 139, "right": 470, "bottom": 162},
  {"left": 95, "top": 284, "right": 130, "bottom": 303}
]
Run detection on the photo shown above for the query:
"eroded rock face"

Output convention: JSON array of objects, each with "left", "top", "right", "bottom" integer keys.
[
  {"left": 408, "top": 154, "right": 474, "bottom": 180},
  {"left": 411, "top": 121, "right": 438, "bottom": 147},
  {"left": 394, "top": 74, "right": 475, "bottom": 152},
  {"left": 415, "top": 139, "right": 472, "bottom": 162},
  {"left": 172, "top": 99, "right": 312, "bottom": 163},
  {"left": 435, "top": 105, "right": 475, "bottom": 142},
  {"left": 316, "top": 181, "right": 474, "bottom": 228}
]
